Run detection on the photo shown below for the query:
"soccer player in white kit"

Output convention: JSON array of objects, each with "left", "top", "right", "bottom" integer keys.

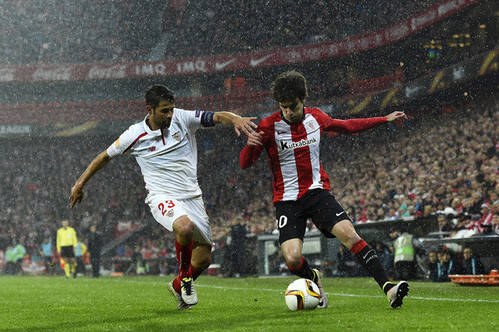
[{"left": 70, "top": 85, "right": 257, "bottom": 309}]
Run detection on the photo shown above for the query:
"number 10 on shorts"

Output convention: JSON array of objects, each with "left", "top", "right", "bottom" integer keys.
[{"left": 277, "top": 215, "right": 288, "bottom": 229}]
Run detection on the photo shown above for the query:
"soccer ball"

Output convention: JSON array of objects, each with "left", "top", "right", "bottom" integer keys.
[{"left": 285, "top": 278, "right": 321, "bottom": 311}]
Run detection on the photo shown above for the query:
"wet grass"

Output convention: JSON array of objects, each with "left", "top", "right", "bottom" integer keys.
[{"left": 1, "top": 275, "right": 498, "bottom": 331}]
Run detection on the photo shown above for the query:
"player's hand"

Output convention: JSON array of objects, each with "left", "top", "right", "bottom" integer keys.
[
  {"left": 70, "top": 184, "right": 84, "bottom": 208},
  {"left": 233, "top": 116, "right": 258, "bottom": 137},
  {"left": 386, "top": 111, "right": 408, "bottom": 122},
  {"left": 247, "top": 131, "right": 263, "bottom": 147}
]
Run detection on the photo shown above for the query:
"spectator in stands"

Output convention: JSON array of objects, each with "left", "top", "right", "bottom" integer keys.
[
  {"left": 435, "top": 250, "right": 461, "bottom": 282},
  {"left": 87, "top": 225, "right": 102, "bottom": 278},
  {"left": 74, "top": 237, "right": 87, "bottom": 277},
  {"left": 374, "top": 241, "right": 394, "bottom": 279},
  {"left": 427, "top": 250, "right": 439, "bottom": 281},
  {"left": 229, "top": 218, "right": 248, "bottom": 278},
  {"left": 477, "top": 203, "right": 494, "bottom": 234},
  {"left": 40, "top": 237, "right": 55, "bottom": 275},
  {"left": 390, "top": 230, "right": 422, "bottom": 281},
  {"left": 13, "top": 242, "right": 26, "bottom": 275},
  {"left": 461, "top": 247, "right": 485, "bottom": 275},
  {"left": 0, "top": 81, "right": 496, "bottom": 278},
  {"left": 3, "top": 244, "right": 17, "bottom": 275},
  {"left": 436, "top": 214, "right": 453, "bottom": 235},
  {"left": 336, "top": 244, "right": 358, "bottom": 277}
]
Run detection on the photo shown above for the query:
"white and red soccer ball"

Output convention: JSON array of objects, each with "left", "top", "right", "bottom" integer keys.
[{"left": 285, "top": 278, "right": 321, "bottom": 311}]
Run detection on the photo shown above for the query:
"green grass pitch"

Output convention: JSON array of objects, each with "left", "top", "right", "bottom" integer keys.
[{"left": 1, "top": 275, "right": 498, "bottom": 331}]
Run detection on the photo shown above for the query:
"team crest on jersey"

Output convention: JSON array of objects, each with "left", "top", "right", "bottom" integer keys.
[
  {"left": 307, "top": 121, "right": 315, "bottom": 130},
  {"left": 172, "top": 131, "right": 181, "bottom": 141},
  {"left": 167, "top": 209, "right": 174, "bottom": 217}
]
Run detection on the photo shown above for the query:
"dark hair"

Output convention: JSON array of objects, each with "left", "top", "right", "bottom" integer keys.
[
  {"left": 145, "top": 85, "right": 175, "bottom": 108},
  {"left": 271, "top": 71, "right": 308, "bottom": 103}
]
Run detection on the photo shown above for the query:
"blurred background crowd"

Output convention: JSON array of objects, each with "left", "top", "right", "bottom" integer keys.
[
  {"left": 1, "top": 96, "right": 497, "bottom": 277},
  {"left": 1, "top": 0, "right": 443, "bottom": 65},
  {"left": 0, "top": 0, "right": 497, "bottom": 280}
]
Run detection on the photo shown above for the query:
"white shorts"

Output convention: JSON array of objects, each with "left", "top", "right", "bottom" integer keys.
[{"left": 146, "top": 194, "right": 212, "bottom": 245}]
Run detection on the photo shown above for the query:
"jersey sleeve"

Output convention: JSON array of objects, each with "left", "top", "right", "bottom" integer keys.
[
  {"left": 310, "top": 108, "right": 333, "bottom": 133},
  {"left": 106, "top": 127, "right": 144, "bottom": 158},
  {"left": 175, "top": 109, "right": 215, "bottom": 133},
  {"left": 239, "top": 122, "right": 269, "bottom": 169},
  {"left": 324, "top": 116, "right": 388, "bottom": 134},
  {"left": 240, "top": 144, "right": 264, "bottom": 169},
  {"left": 309, "top": 107, "right": 388, "bottom": 134}
]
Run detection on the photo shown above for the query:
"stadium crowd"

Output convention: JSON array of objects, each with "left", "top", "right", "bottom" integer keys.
[
  {"left": 0, "top": 0, "right": 164, "bottom": 65},
  {"left": 1, "top": 0, "right": 442, "bottom": 65},
  {"left": 162, "top": 0, "right": 438, "bottom": 58},
  {"left": 0, "top": 94, "right": 497, "bottom": 277}
]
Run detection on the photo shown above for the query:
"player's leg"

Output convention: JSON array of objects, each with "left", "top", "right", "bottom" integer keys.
[
  {"left": 281, "top": 239, "right": 315, "bottom": 280},
  {"left": 168, "top": 216, "right": 195, "bottom": 309},
  {"left": 308, "top": 189, "right": 407, "bottom": 308},
  {"left": 171, "top": 242, "right": 211, "bottom": 307},
  {"left": 190, "top": 243, "right": 212, "bottom": 280},
  {"left": 276, "top": 200, "right": 315, "bottom": 280},
  {"left": 148, "top": 195, "right": 195, "bottom": 281},
  {"left": 277, "top": 199, "right": 328, "bottom": 306},
  {"left": 281, "top": 238, "right": 327, "bottom": 308},
  {"left": 172, "top": 215, "right": 199, "bottom": 305},
  {"left": 173, "top": 215, "right": 195, "bottom": 280},
  {"left": 331, "top": 220, "right": 409, "bottom": 308}
]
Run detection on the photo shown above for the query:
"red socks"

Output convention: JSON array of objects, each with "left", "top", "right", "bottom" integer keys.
[
  {"left": 286, "top": 256, "right": 315, "bottom": 281},
  {"left": 173, "top": 264, "right": 201, "bottom": 293},
  {"left": 175, "top": 239, "right": 193, "bottom": 279},
  {"left": 351, "top": 238, "right": 367, "bottom": 254},
  {"left": 351, "top": 238, "right": 390, "bottom": 291},
  {"left": 173, "top": 239, "right": 194, "bottom": 293}
]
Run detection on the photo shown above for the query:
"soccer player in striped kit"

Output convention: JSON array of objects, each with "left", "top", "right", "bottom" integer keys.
[
  {"left": 240, "top": 71, "right": 409, "bottom": 309},
  {"left": 70, "top": 84, "right": 256, "bottom": 309}
]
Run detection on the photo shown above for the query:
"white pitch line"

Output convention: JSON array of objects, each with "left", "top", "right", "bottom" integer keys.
[
  {"left": 195, "top": 284, "right": 499, "bottom": 304},
  {"left": 109, "top": 279, "right": 499, "bottom": 304}
]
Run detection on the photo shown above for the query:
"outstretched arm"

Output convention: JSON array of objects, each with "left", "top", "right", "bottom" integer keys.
[
  {"left": 240, "top": 130, "right": 264, "bottom": 169},
  {"left": 213, "top": 112, "right": 257, "bottom": 137},
  {"left": 70, "top": 150, "right": 111, "bottom": 208},
  {"left": 324, "top": 111, "right": 407, "bottom": 134}
]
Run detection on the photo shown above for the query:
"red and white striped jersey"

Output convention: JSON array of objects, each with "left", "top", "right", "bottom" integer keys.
[{"left": 240, "top": 107, "right": 387, "bottom": 203}]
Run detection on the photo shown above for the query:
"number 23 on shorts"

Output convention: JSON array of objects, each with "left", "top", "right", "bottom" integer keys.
[{"left": 158, "top": 200, "right": 175, "bottom": 216}]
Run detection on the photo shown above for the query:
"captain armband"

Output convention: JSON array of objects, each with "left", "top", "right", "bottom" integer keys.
[{"left": 201, "top": 111, "right": 215, "bottom": 127}]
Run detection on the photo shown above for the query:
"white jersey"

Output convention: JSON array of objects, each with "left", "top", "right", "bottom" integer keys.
[{"left": 107, "top": 108, "right": 214, "bottom": 200}]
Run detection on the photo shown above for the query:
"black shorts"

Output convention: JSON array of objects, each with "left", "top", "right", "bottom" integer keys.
[
  {"left": 60, "top": 246, "right": 75, "bottom": 258},
  {"left": 274, "top": 189, "right": 352, "bottom": 244}
]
